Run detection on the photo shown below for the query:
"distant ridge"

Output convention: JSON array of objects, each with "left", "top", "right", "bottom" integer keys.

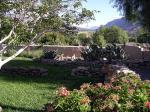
[
  {"left": 105, "top": 17, "right": 141, "bottom": 32},
  {"left": 78, "top": 17, "right": 141, "bottom": 33}
]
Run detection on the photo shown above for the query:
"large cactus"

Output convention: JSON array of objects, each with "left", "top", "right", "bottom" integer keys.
[{"left": 81, "top": 44, "right": 126, "bottom": 63}]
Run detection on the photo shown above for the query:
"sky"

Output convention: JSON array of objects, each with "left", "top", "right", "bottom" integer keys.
[{"left": 79, "top": 0, "right": 123, "bottom": 28}]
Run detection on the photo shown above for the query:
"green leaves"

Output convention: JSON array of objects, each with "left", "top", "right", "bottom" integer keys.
[
  {"left": 111, "top": 0, "right": 150, "bottom": 31},
  {"left": 93, "top": 26, "right": 129, "bottom": 44},
  {"left": 0, "top": 0, "right": 96, "bottom": 45},
  {"left": 81, "top": 44, "right": 126, "bottom": 62}
]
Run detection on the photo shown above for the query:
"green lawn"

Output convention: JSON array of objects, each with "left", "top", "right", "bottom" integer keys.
[{"left": 0, "top": 58, "right": 100, "bottom": 112}]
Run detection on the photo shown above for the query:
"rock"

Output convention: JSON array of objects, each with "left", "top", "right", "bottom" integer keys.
[
  {"left": 0, "top": 106, "right": 2, "bottom": 112},
  {"left": 72, "top": 66, "right": 102, "bottom": 77}
]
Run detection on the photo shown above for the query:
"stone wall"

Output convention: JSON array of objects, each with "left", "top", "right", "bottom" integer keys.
[
  {"left": 26, "top": 45, "right": 85, "bottom": 58},
  {"left": 124, "top": 44, "right": 150, "bottom": 63},
  {"left": 3, "top": 44, "right": 150, "bottom": 62}
]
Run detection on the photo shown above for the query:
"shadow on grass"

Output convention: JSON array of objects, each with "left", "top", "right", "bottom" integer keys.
[
  {"left": 0, "top": 58, "right": 103, "bottom": 89},
  {"left": 0, "top": 59, "right": 104, "bottom": 112},
  {"left": 1, "top": 104, "right": 41, "bottom": 112}
]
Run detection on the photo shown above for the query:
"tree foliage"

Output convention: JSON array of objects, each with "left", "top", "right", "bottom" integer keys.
[
  {"left": 93, "top": 26, "right": 129, "bottom": 45},
  {"left": 0, "top": 0, "right": 95, "bottom": 43},
  {"left": 111, "top": 0, "right": 150, "bottom": 31},
  {"left": 0, "top": 0, "right": 95, "bottom": 68}
]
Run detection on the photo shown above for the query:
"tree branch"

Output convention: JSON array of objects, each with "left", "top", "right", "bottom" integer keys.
[{"left": 0, "top": 27, "right": 14, "bottom": 45}]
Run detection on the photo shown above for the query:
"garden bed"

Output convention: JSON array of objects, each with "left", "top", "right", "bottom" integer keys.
[{"left": 41, "top": 59, "right": 103, "bottom": 68}]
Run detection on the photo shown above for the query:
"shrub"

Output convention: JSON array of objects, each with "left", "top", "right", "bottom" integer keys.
[
  {"left": 93, "top": 35, "right": 106, "bottom": 47},
  {"left": 42, "top": 50, "right": 60, "bottom": 60},
  {"left": 44, "top": 87, "right": 91, "bottom": 112},
  {"left": 3, "top": 49, "right": 16, "bottom": 57},
  {"left": 46, "top": 73, "right": 150, "bottom": 112},
  {"left": 93, "top": 26, "right": 129, "bottom": 44},
  {"left": 38, "top": 32, "right": 67, "bottom": 45},
  {"left": 78, "top": 33, "right": 92, "bottom": 46},
  {"left": 85, "top": 73, "right": 150, "bottom": 112},
  {"left": 81, "top": 44, "right": 103, "bottom": 61},
  {"left": 81, "top": 44, "right": 126, "bottom": 62},
  {"left": 19, "top": 50, "right": 44, "bottom": 59}
]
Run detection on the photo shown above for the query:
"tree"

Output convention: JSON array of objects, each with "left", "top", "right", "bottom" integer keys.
[
  {"left": 0, "top": 0, "right": 95, "bottom": 68},
  {"left": 136, "top": 29, "right": 150, "bottom": 43},
  {"left": 93, "top": 26, "right": 129, "bottom": 44},
  {"left": 38, "top": 32, "right": 67, "bottom": 45},
  {"left": 111, "top": 0, "right": 150, "bottom": 31},
  {"left": 93, "top": 34, "right": 106, "bottom": 47},
  {"left": 77, "top": 33, "right": 92, "bottom": 46}
]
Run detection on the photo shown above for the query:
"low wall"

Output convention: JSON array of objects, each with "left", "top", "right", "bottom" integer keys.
[
  {"left": 2, "top": 44, "right": 150, "bottom": 62},
  {"left": 124, "top": 45, "right": 150, "bottom": 62},
  {"left": 26, "top": 45, "right": 85, "bottom": 57}
]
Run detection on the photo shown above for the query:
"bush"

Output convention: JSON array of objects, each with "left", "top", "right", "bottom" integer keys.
[
  {"left": 44, "top": 87, "right": 91, "bottom": 112},
  {"left": 19, "top": 50, "right": 44, "bottom": 59},
  {"left": 46, "top": 73, "right": 150, "bottom": 112},
  {"left": 86, "top": 73, "right": 150, "bottom": 112},
  {"left": 42, "top": 50, "right": 60, "bottom": 60},
  {"left": 54, "top": 87, "right": 90, "bottom": 112},
  {"left": 81, "top": 44, "right": 103, "bottom": 61},
  {"left": 3, "top": 48, "right": 44, "bottom": 59},
  {"left": 81, "top": 44, "right": 126, "bottom": 62},
  {"left": 93, "top": 26, "right": 129, "bottom": 44},
  {"left": 78, "top": 33, "right": 92, "bottom": 46},
  {"left": 3, "top": 49, "right": 16, "bottom": 57},
  {"left": 38, "top": 32, "right": 67, "bottom": 45}
]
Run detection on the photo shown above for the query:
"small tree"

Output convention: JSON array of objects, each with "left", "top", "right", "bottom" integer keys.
[
  {"left": 78, "top": 33, "right": 92, "bottom": 46},
  {"left": 93, "top": 34, "right": 106, "bottom": 47},
  {"left": 93, "top": 26, "right": 129, "bottom": 44}
]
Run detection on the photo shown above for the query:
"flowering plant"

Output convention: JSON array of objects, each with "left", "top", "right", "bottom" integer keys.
[
  {"left": 84, "top": 73, "right": 150, "bottom": 112},
  {"left": 44, "top": 73, "right": 150, "bottom": 112},
  {"left": 53, "top": 87, "right": 91, "bottom": 112}
]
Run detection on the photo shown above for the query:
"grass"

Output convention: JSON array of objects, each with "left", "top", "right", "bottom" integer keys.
[{"left": 0, "top": 58, "right": 101, "bottom": 112}]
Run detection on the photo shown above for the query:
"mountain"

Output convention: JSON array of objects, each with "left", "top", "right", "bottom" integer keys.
[
  {"left": 77, "top": 26, "right": 98, "bottom": 32},
  {"left": 78, "top": 17, "right": 141, "bottom": 33},
  {"left": 105, "top": 17, "right": 141, "bottom": 33}
]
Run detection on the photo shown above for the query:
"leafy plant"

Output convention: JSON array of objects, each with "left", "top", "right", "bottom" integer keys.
[
  {"left": 81, "top": 44, "right": 102, "bottom": 61},
  {"left": 19, "top": 50, "right": 44, "bottom": 59},
  {"left": 85, "top": 73, "right": 150, "bottom": 112},
  {"left": 49, "top": 72, "right": 150, "bottom": 112},
  {"left": 42, "top": 50, "right": 60, "bottom": 60},
  {"left": 81, "top": 44, "right": 126, "bottom": 62},
  {"left": 45, "top": 87, "right": 91, "bottom": 112},
  {"left": 104, "top": 44, "right": 126, "bottom": 62}
]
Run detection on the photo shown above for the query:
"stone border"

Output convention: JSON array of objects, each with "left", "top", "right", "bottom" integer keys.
[
  {"left": 0, "top": 67, "right": 48, "bottom": 77},
  {"left": 41, "top": 59, "right": 103, "bottom": 67}
]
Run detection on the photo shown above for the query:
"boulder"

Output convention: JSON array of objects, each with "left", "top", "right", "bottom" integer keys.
[{"left": 0, "top": 106, "right": 2, "bottom": 112}]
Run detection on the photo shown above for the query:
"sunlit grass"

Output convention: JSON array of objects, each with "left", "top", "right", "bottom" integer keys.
[{"left": 0, "top": 58, "right": 99, "bottom": 112}]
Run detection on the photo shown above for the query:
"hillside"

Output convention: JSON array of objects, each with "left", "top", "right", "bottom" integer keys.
[
  {"left": 78, "top": 17, "right": 141, "bottom": 33},
  {"left": 105, "top": 17, "right": 141, "bottom": 33}
]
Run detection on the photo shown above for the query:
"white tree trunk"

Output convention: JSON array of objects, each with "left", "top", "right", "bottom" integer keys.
[
  {"left": 0, "top": 28, "right": 14, "bottom": 44},
  {"left": 0, "top": 34, "right": 38, "bottom": 69},
  {"left": 0, "top": 29, "right": 51, "bottom": 69},
  {"left": 0, "top": 46, "right": 28, "bottom": 69}
]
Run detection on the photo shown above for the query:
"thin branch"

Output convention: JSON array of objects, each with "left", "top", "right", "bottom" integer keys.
[
  {"left": 0, "top": 38, "right": 16, "bottom": 53},
  {"left": 0, "top": 27, "right": 14, "bottom": 45}
]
